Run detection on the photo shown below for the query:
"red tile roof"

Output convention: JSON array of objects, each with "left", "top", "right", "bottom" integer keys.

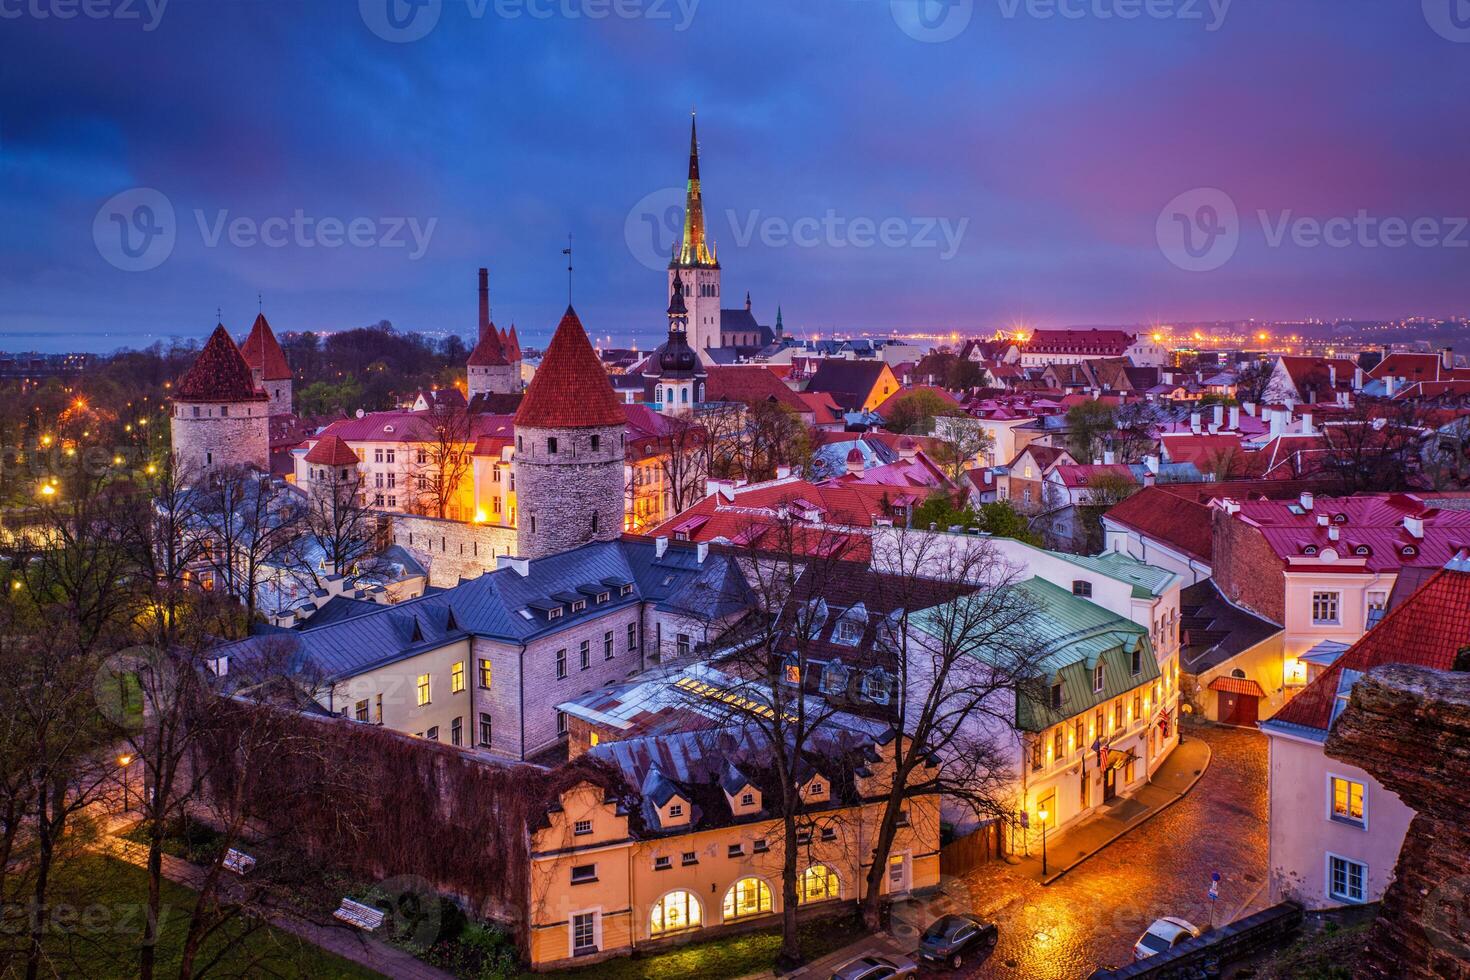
[
  {"left": 1367, "top": 352, "right": 1470, "bottom": 384},
  {"left": 513, "top": 307, "right": 625, "bottom": 429},
  {"left": 873, "top": 385, "right": 961, "bottom": 418},
  {"left": 303, "top": 433, "right": 360, "bottom": 466},
  {"left": 314, "top": 410, "right": 513, "bottom": 444},
  {"left": 1051, "top": 463, "right": 1137, "bottom": 489},
  {"left": 1208, "top": 676, "right": 1267, "bottom": 698},
  {"left": 468, "top": 318, "right": 509, "bottom": 366},
  {"left": 1276, "top": 356, "right": 1356, "bottom": 395},
  {"left": 238, "top": 313, "right": 292, "bottom": 380},
  {"left": 1021, "top": 329, "right": 1133, "bottom": 356},
  {"left": 705, "top": 365, "right": 804, "bottom": 411},
  {"left": 175, "top": 325, "right": 267, "bottom": 403},
  {"left": 1269, "top": 564, "right": 1470, "bottom": 732},
  {"left": 1230, "top": 493, "right": 1470, "bottom": 572},
  {"left": 1104, "top": 487, "right": 1214, "bottom": 562}
]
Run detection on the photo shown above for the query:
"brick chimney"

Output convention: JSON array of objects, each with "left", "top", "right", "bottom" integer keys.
[{"left": 478, "top": 267, "right": 490, "bottom": 332}]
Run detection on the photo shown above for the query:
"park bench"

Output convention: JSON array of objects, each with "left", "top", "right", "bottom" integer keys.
[
  {"left": 333, "top": 898, "right": 386, "bottom": 931},
  {"left": 221, "top": 849, "right": 255, "bottom": 875}
]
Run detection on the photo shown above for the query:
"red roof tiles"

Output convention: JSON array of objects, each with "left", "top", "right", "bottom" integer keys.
[
  {"left": 303, "top": 433, "right": 360, "bottom": 466},
  {"left": 1104, "top": 487, "right": 1214, "bottom": 562},
  {"left": 175, "top": 325, "right": 267, "bottom": 403},
  {"left": 1270, "top": 565, "right": 1470, "bottom": 732},
  {"left": 238, "top": 313, "right": 292, "bottom": 380},
  {"left": 1230, "top": 493, "right": 1470, "bottom": 572},
  {"left": 468, "top": 319, "right": 509, "bottom": 366},
  {"left": 513, "top": 307, "right": 625, "bottom": 429}
]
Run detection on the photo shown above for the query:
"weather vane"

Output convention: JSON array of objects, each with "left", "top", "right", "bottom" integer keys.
[{"left": 562, "top": 234, "right": 573, "bottom": 305}]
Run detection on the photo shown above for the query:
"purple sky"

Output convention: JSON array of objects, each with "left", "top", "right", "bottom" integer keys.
[{"left": 2, "top": 0, "right": 1469, "bottom": 353}]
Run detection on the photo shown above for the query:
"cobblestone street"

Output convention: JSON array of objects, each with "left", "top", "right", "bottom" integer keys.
[{"left": 918, "top": 724, "right": 1269, "bottom": 980}]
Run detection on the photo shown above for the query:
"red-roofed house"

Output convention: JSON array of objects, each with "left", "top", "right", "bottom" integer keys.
[
  {"left": 1211, "top": 492, "right": 1470, "bottom": 691},
  {"left": 1366, "top": 349, "right": 1469, "bottom": 386},
  {"left": 1016, "top": 329, "right": 1137, "bottom": 367},
  {"left": 1260, "top": 561, "right": 1470, "bottom": 909},
  {"left": 998, "top": 444, "right": 1075, "bottom": 514},
  {"left": 1263, "top": 355, "right": 1358, "bottom": 406}
]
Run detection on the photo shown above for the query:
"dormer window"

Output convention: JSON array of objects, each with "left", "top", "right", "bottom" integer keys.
[
  {"left": 571, "top": 599, "right": 586, "bottom": 613},
  {"left": 1401, "top": 545, "right": 1417, "bottom": 557},
  {"left": 834, "top": 620, "right": 862, "bottom": 645},
  {"left": 1072, "top": 580, "right": 1092, "bottom": 598},
  {"left": 741, "top": 792, "right": 754, "bottom": 807},
  {"left": 620, "top": 584, "right": 634, "bottom": 597},
  {"left": 1354, "top": 545, "right": 1371, "bottom": 556},
  {"left": 1050, "top": 682, "right": 1063, "bottom": 710},
  {"left": 596, "top": 591, "right": 609, "bottom": 603},
  {"left": 862, "top": 669, "right": 891, "bottom": 705},
  {"left": 783, "top": 659, "right": 802, "bottom": 685},
  {"left": 1303, "top": 545, "right": 1318, "bottom": 556},
  {"left": 574, "top": 819, "right": 592, "bottom": 836},
  {"left": 548, "top": 607, "right": 563, "bottom": 620},
  {"left": 1093, "top": 663, "right": 1106, "bottom": 693},
  {"left": 668, "top": 803, "right": 683, "bottom": 818}
]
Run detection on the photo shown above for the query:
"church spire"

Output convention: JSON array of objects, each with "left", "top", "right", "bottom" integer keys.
[{"left": 675, "top": 112, "right": 716, "bottom": 268}]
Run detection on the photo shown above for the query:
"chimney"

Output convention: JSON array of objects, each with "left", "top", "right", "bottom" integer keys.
[
  {"left": 498, "top": 555, "right": 530, "bottom": 576},
  {"left": 1212, "top": 404, "right": 1224, "bottom": 429},
  {"left": 1190, "top": 410, "right": 1202, "bottom": 433},
  {"left": 1384, "top": 376, "right": 1396, "bottom": 398},
  {"left": 1301, "top": 412, "right": 1314, "bottom": 436},
  {"left": 1269, "top": 409, "right": 1285, "bottom": 438},
  {"left": 478, "top": 267, "right": 490, "bottom": 332},
  {"left": 1328, "top": 363, "right": 1337, "bottom": 389},
  {"left": 696, "top": 541, "right": 709, "bottom": 563},
  {"left": 1144, "top": 454, "right": 1160, "bottom": 475},
  {"left": 1229, "top": 405, "right": 1240, "bottom": 430},
  {"left": 1403, "top": 515, "right": 1425, "bottom": 539},
  {"left": 1442, "top": 347, "right": 1455, "bottom": 373},
  {"left": 1243, "top": 401, "right": 1258, "bottom": 418},
  {"left": 1300, "top": 491, "right": 1314, "bottom": 512},
  {"left": 1103, "top": 450, "right": 1116, "bottom": 465},
  {"left": 1353, "top": 366, "right": 1365, "bottom": 390},
  {"left": 655, "top": 536, "right": 669, "bottom": 558},
  {"left": 775, "top": 465, "right": 792, "bottom": 480},
  {"left": 1328, "top": 525, "right": 1339, "bottom": 541},
  {"left": 1143, "top": 470, "right": 1156, "bottom": 488}
]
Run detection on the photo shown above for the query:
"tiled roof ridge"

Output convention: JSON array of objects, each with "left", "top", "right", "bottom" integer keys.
[
  {"left": 513, "top": 307, "right": 625, "bottom": 429},
  {"left": 175, "top": 325, "right": 267, "bottom": 403}
]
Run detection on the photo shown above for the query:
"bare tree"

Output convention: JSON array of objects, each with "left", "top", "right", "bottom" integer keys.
[
  {"left": 195, "top": 467, "right": 306, "bottom": 626},
  {"left": 863, "top": 528, "right": 1045, "bottom": 932},
  {"left": 932, "top": 416, "right": 994, "bottom": 482},
  {"left": 1318, "top": 402, "right": 1423, "bottom": 493},
  {"left": 410, "top": 411, "right": 473, "bottom": 520},
  {"left": 654, "top": 414, "right": 709, "bottom": 516},
  {"left": 302, "top": 470, "right": 384, "bottom": 585}
]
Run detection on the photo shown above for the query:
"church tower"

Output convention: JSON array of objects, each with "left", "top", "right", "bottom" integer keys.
[
  {"left": 668, "top": 114, "right": 721, "bottom": 355},
  {"left": 239, "top": 312, "right": 293, "bottom": 416},
  {"left": 467, "top": 267, "right": 519, "bottom": 402},
  {"left": 512, "top": 307, "right": 626, "bottom": 559},
  {"left": 642, "top": 270, "right": 706, "bottom": 414}
]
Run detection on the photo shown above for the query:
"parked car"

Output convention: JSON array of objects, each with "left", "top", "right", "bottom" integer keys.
[
  {"left": 1134, "top": 917, "right": 1201, "bottom": 960},
  {"left": 917, "top": 913, "right": 999, "bottom": 969},
  {"left": 830, "top": 952, "right": 919, "bottom": 980}
]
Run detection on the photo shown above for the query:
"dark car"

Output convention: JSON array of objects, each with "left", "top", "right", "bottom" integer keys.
[{"left": 917, "top": 914, "right": 998, "bottom": 969}]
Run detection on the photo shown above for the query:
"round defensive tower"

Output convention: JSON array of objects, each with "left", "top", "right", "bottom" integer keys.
[{"left": 169, "top": 324, "right": 270, "bottom": 476}]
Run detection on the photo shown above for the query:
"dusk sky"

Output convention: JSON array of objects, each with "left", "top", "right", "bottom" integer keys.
[{"left": 2, "top": 0, "right": 1469, "bottom": 353}]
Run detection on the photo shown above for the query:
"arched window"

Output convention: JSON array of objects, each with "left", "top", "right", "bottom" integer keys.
[
  {"left": 798, "top": 865, "right": 840, "bottom": 904},
  {"left": 722, "top": 877, "right": 772, "bottom": 921},
  {"left": 655, "top": 386, "right": 663, "bottom": 403},
  {"left": 650, "top": 890, "right": 702, "bottom": 935},
  {"left": 681, "top": 387, "right": 689, "bottom": 403}
]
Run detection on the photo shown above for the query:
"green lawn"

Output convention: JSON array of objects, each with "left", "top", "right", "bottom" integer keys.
[
  {"left": 524, "top": 914, "right": 866, "bottom": 980},
  {"left": 11, "top": 854, "right": 383, "bottom": 979}
]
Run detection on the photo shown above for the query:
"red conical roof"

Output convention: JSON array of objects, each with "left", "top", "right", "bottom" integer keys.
[
  {"left": 505, "top": 324, "right": 522, "bottom": 361},
  {"left": 514, "top": 307, "right": 624, "bottom": 429},
  {"left": 304, "top": 433, "right": 360, "bottom": 466},
  {"left": 239, "top": 313, "right": 292, "bottom": 380},
  {"left": 176, "top": 325, "right": 267, "bottom": 403},
  {"left": 468, "top": 319, "right": 509, "bottom": 366}
]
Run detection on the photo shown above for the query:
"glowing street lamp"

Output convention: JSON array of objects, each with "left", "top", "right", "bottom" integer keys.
[
  {"left": 117, "top": 754, "right": 135, "bottom": 810},
  {"left": 1038, "top": 803, "right": 1050, "bottom": 876}
]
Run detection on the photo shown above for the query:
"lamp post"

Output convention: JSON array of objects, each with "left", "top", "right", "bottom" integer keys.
[
  {"left": 1038, "top": 804, "right": 1050, "bottom": 877},
  {"left": 117, "top": 753, "right": 133, "bottom": 811}
]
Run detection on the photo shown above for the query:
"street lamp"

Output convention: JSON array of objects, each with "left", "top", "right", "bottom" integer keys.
[
  {"left": 1038, "top": 804, "right": 1050, "bottom": 877},
  {"left": 117, "top": 754, "right": 134, "bottom": 811}
]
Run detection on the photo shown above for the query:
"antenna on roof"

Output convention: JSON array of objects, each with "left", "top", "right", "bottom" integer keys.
[{"left": 562, "top": 235, "right": 573, "bottom": 305}]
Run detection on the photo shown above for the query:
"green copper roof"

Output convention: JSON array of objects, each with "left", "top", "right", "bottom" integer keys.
[
  {"left": 1048, "top": 549, "right": 1178, "bottom": 599},
  {"left": 914, "top": 577, "right": 1159, "bottom": 732}
]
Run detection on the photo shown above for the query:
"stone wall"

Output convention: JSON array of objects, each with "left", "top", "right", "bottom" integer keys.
[
  {"left": 513, "top": 422, "right": 624, "bottom": 559},
  {"left": 1324, "top": 664, "right": 1470, "bottom": 979},
  {"left": 390, "top": 513, "right": 516, "bottom": 589},
  {"left": 170, "top": 401, "right": 270, "bottom": 474},
  {"left": 1211, "top": 506, "right": 1285, "bottom": 623}
]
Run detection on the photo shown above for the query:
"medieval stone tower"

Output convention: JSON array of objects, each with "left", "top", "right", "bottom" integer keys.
[
  {"left": 512, "top": 306, "right": 625, "bottom": 559},
  {"left": 467, "top": 268, "right": 521, "bottom": 401},
  {"left": 239, "top": 312, "right": 294, "bottom": 416},
  {"left": 669, "top": 114, "right": 721, "bottom": 355},
  {"left": 170, "top": 324, "right": 270, "bottom": 476}
]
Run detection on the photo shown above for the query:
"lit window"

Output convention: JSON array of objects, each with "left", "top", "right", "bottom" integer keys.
[
  {"left": 479, "top": 659, "right": 492, "bottom": 688},
  {"left": 650, "top": 890, "right": 701, "bottom": 935},
  {"left": 451, "top": 661, "right": 465, "bottom": 693},
  {"left": 1093, "top": 663, "right": 1105, "bottom": 693},
  {"left": 416, "top": 673, "right": 431, "bottom": 706},
  {"left": 798, "top": 865, "right": 840, "bottom": 904},
  {"left": 1331, "top": 777, "right": 1365, "bottom": 826},
  {"left": 722, "top": 878, "right": 772, "bottom": 921}
]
